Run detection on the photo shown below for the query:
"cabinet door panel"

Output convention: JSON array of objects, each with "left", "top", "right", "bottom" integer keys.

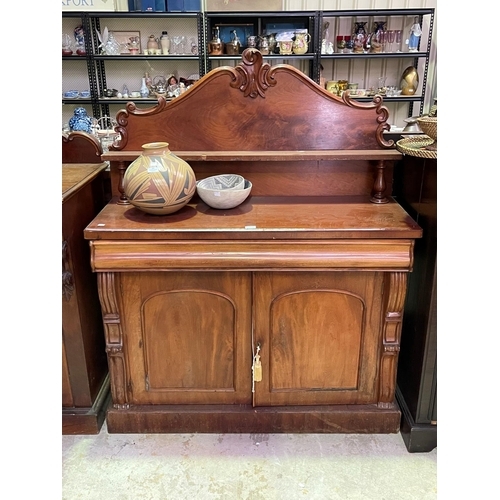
[
  {"left": 120, "top": 272, "right": 252, "bottom": 405},
  {"left": 254, "top": 272, "right": 383, "bottom": 406},
  {"left": 270, "top": 291, "right": 363, "bottom": 390}
]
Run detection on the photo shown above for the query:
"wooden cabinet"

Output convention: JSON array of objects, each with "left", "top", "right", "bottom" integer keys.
[
  {"left": 394, "top": 153, "right": 437, "bottom": 452},
  {"left": 85, "top": 49, "right": 422, "bottom": 434},
  {"left": 86, "top": 199, "right": 419, "bottom": 434},
  {"left": 62, "top": 132, "right": 111, "bottom": 435}
]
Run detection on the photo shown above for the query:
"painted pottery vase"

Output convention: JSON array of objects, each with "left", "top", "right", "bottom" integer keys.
[
  {"left": 400, "top": 66, "right": 419, "bottom": 95},
  {"left": 369, "top": 21, "right": 386, "bottom": 53},
  {"left": 352, "top": 22, "right": 367, "bottom": 53},
  {"left": 123, "top": 142, "right": 196, "bottom": 215},
  {"left": 68, "top": 107, "right": 93, "bottom": 133}
]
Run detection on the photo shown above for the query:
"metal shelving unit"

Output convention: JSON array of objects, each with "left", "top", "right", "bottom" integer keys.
[
  {"left": 62, "top": 10, "right": 204, "bottom": 119},
  {"left": 62, "top": 8, "right": 435, "bottom": 122},
  {"left": 319, "top": 8, "right": 435, "bottom": 117}
]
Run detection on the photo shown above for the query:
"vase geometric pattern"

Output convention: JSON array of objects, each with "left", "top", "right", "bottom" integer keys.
[{"left": 123, "top": 142, "right": 196, "bottom": 215}]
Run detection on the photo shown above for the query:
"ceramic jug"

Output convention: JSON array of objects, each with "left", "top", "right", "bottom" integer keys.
[
  {"left": 292, "top": 32, "right": 311, "bottom": 55},
  {"left": 147, "top": 35, "right": 159, "bottom": 51}
]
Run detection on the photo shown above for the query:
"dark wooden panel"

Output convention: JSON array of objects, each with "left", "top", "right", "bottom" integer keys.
[
  {"left": 394, "top": 155, "right": 437, "bottom": 452},
  {"left": 106, "top": 403, "right": 401, "bottom": 434}
]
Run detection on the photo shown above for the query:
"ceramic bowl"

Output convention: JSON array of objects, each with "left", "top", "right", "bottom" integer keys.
[
  {"left": 197, "top": 179, "right": 252, "bottom": 209},
  {"left": 197, "top": 174, "right": 245, "bottom": 191}
]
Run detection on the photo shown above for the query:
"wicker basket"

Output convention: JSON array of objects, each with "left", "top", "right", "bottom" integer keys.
[{"left": 417, "top": 116, "right": 437, "bottom": 141}]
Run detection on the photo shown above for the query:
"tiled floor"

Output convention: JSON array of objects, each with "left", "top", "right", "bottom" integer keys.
[{"left": 62, "top": 423, "right": 437, "bottom": 499}]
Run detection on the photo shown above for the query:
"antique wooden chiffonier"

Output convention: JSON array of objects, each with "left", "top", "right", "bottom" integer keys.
[
  {"left": 84, "top": 49, "right": 422, "bottom": 434},
  {"left": 62, "top": 132, "right": 110, "bottom": 434}
]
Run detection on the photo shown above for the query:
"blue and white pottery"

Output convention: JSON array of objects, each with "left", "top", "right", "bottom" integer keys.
[{"left": 68, "top": 107, "right": 93, "bottom": 133}]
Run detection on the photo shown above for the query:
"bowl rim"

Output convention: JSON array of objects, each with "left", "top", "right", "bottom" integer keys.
[
  {"left": 197, "top": 174, "right": 246, "bottom": 190},
  {"left": 197, "top": 179, "right": 252, "bottom": 193}
]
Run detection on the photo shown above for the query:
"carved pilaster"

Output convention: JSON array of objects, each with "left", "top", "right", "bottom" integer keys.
[
  {"left": 378, "top": 272, "right": 407, "bottom": 408},
  {"left": 97, "top": 272, "right": 129, "bottom": 409},
  {"left": 62, "top": 240, "right": 74, "bottom": 301}
]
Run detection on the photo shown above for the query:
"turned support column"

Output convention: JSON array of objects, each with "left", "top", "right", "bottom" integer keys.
[
  {"left": 370, "top": 159, "right": 389, "bottom": 204},
  {"left": 116, "top": 160, "right": 130, "bottom": 205}
]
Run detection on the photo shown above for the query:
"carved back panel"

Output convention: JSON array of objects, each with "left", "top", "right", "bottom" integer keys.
[
  {"left": 112, "top": 49, "right": 393, "bottom": 153},
  {"left": 62, "top": 131, "right": 103, "bottom": 163}
]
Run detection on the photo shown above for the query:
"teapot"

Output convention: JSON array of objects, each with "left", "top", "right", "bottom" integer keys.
[
  {"left": 258, "top": 35, "right": 269, "bottom": 55},
  {"left": 267, "top": 33, "right": 277, "bottom": 54},
  {"left": 292, "top": 32, "right": 311, "bottom": 55},
  {"left": 225, "top": 29, "right": 241, "bottom": 55},
  {"left": 208, "top": 27, "right": 223, "bottom": 55}
]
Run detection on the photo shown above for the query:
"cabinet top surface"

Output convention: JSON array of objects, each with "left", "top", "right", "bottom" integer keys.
[
  {"left": 84, "top": 196, "right": 422, "bottom": 241},
  {"left": 62, "top": 163, "right": 108, "bottom": 203}
]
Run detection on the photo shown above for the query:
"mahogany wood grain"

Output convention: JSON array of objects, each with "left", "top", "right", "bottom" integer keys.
[
  {"left": 106, "top": 404, "right": 401, "bottom": 434},
  {"left": 62, "top": 131, "right": 102, "bottom": 163},
  {"left": 106, "top": 49, "right": 398, "bottom": 202},
  {"left": 84, "top": 50, "right": 421, "bottom": 434}
]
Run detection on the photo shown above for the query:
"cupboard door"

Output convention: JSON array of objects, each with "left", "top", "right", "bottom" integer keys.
[
  {"left": 120, "top": 271, "right": 252, "bottom": 405},
  {"left": 253, "top": 271, "right": 384, "bottom": 406}
]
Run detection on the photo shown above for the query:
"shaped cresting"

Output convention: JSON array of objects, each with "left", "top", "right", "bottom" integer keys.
[{"left": 107, "top": 48, "right": 398, "bottom": 204}]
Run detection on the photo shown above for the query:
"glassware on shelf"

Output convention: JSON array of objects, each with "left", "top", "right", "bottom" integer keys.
[
  {"left": 377, "top": 76, "right": 387, "bottom": 94},
  {"left": 94, "top": 116, "right": 120, "bottom": 153},
  {"left": 97, "top": 27, "right": 121, "bottom": 55},
  {"left": 395, "top": 30, "right": 403, "bottom": 52},
  {"left": 336, "top": 36, "right": 346, "bottom": 53},
  {"left": 179, "top": 36, "right": 187, "bottom": 54},
  {"left": 190, "top": 37, "right": 198, "bottom": 55},
  {"left": 171, "top": 36, "right": 183, "bottom": 55},
  {"left": 386, "top": 30, "right": 396, "bottom": 52},
  {"left": 62, "top": 33, "right": 73, "bottom": 56}
]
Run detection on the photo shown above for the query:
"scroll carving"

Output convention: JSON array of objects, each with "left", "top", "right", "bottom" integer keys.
[
  {"left": 341, "top": 93, "right": 393, "bottom": 149},
  {"left": 62, "top": 241, "right": 74, "bottom": 301},
  {"left": 97, "top": 272, "right": 129, "bottom": 409},
  {"left": 378, "top": 272, "right": 407, "bottom": 408},
  {"left": 229, "top": 48, "right": 276, "bottom": 98}
]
